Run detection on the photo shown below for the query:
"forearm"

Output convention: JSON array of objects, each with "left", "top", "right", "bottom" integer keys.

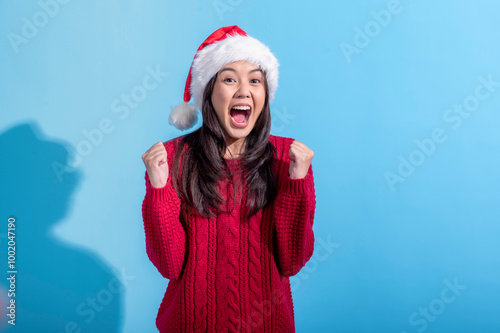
[
  {"left": 142, "top": 172, "right": 187, "bottom": 280},
  {"left": 273, "top": 165, "right": 316, "bottom": 277}
]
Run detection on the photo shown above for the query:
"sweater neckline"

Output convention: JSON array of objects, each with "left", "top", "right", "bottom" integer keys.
[
  {"left": 224, "top": 157, "right": 243, "bottom": 163},
  {"left": 224, "top": 157, "right": 243, "bottom": 170}
]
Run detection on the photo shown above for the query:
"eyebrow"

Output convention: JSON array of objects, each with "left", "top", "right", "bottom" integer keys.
[{"left": 218, "top": 67, "right": 263, "bottom": 75}]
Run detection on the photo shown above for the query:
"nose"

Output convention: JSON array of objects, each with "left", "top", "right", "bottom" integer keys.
[{"left": 234, "top": 81, "right": 250, "bottom": 98}]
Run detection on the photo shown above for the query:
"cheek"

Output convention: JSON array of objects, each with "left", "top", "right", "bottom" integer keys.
[
  {"left": 254, "top": 89, "right": 266, "bottom": 110},
  {"left": 211, "top": 86, "right": 222, "bottom": 107},
  {"left": 253, "top": 109, "right": 264, "bottom": 122},
  {"left": 212, "top": 105, "right": 227, "bottom": 124},
  {"left": 211, "top": 88, "right": 227, "bottom": 118}
]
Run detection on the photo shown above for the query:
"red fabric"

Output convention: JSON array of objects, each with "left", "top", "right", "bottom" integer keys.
[
  {"left": 183, "top": 25, "right": 248, "bottom": 103},
  {"left": 142, "top": 134, "right": 316, "bottom": 332}
]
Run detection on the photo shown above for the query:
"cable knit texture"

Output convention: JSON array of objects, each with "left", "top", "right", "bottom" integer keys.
[{"left": 142, "top": 134, "right": 316, "bottom": 332}]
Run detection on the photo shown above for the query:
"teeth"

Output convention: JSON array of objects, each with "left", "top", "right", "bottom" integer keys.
[{"left": 231, "top": 105, "right": 251, "bottom": 111}]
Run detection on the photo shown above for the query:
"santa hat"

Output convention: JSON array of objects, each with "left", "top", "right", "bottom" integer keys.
[{"left": 169, "top": 25, "right": 279, "bottom": 130}]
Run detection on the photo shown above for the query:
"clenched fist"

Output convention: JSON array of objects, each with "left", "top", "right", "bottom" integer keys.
[
  {"left": 289, "top": 140, "right": 314, "bottom": 179},
  {"left": 142, "top": 141, "right": 169, "bottom": 188}
]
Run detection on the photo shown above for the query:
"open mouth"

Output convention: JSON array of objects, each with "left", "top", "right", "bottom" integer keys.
[{"left": 229, "top": 105, "right": 251, "bottom": 126}]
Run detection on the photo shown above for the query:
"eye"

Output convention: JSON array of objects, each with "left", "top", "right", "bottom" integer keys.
[
  {"left": 250, "top": 78, "right": 261, "bottom": 84},
  {"left": 223, "top": 77, "right": 236, "bottom": 83}
]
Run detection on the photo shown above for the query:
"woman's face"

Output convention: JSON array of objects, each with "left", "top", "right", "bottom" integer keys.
[{"left": 211, "top": 60, "right": 266, "bottom": 143}]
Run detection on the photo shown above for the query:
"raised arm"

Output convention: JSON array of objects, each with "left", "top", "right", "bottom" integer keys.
[
  {"left": 141, "top": 140, "right": 187, "bottom": 280},
  {"left": 273, "top": 138, "right": 316, "bottom": 277}
]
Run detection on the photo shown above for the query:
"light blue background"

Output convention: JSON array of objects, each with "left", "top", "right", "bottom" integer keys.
[{"left": 1, "top": 0, "right": 499, "bottom": 332}]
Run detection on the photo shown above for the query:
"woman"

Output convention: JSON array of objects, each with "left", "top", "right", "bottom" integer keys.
[{"left": 141, "top": 25, "right": 316, "bottom": 332}]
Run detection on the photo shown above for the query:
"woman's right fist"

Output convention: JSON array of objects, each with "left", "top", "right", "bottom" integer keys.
[{"left": 142, "top": 141, "right": 169, "bottom": 188}]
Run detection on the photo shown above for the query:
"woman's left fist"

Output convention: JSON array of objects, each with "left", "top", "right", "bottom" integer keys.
[{"left": 288, "top": 140, "right": 314, "bottom": 179}]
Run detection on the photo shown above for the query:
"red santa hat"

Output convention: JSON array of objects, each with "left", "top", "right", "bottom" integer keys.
[{"left": 169, "top": 25, "right": 279, "bottom": 130}]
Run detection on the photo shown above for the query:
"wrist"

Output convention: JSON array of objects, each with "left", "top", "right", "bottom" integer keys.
[{"left": 149, "top": 178, "right": 168, "bottom": 189}]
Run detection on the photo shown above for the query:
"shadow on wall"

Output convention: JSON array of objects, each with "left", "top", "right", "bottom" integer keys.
[{"left": 0, "top": 122, "right": 124, "bottom": 332}]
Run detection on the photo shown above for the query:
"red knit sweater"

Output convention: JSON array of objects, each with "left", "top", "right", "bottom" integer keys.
[{"left": 142, "top": 134, "right": 316, "bottom": 332}]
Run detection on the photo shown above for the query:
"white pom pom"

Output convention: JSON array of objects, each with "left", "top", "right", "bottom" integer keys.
[{"left": 169, "top": 102, "right": 198, "bottom": 130}]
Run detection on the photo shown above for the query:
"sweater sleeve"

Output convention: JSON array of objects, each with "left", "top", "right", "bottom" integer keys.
[
  {"left": 141, "top": 141, "right": 187, "bottom": 280},
  {"left": 273, "top": 161, "right": 316, "bottom": 277}
]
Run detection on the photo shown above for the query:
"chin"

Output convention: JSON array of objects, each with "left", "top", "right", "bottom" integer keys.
[
  {"left": 227, "top": 130, "right": 251, "bottom": 140},
  {"left": 225, "top": 123, "right": 254, "bottom": 140}
]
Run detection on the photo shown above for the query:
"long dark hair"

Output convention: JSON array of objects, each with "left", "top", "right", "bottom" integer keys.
[{"left": 171, "top": 70, "right": 277, "bottom": 220}]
